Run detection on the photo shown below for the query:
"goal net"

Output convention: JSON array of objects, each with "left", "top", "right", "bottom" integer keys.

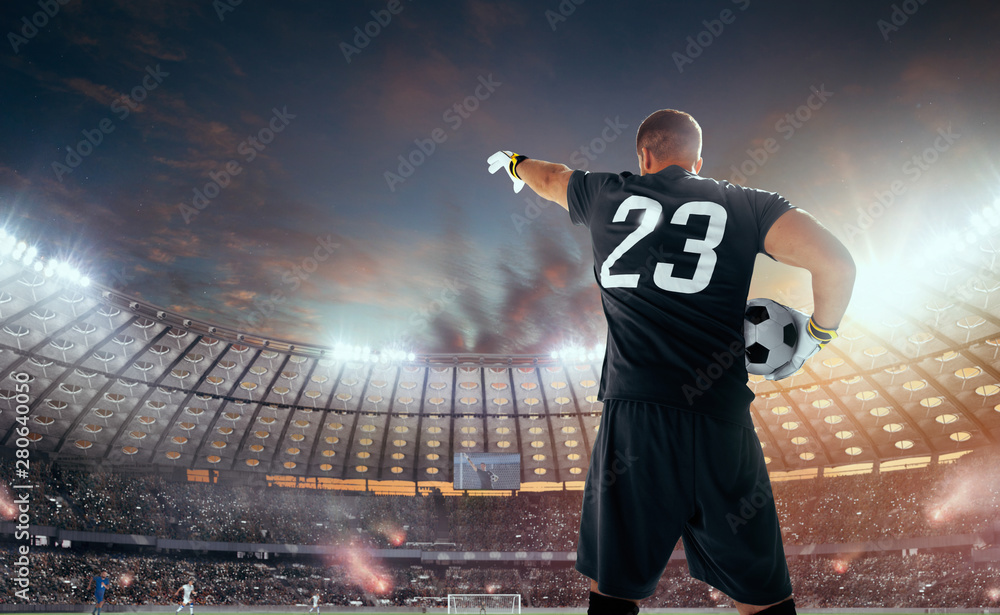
[{"left": 447, "top": 594, "right": 521, "bottom": 614}]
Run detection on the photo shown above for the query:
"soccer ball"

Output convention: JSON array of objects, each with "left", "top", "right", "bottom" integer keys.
[{"left": 744, "top": 298, "right": 797, "bottom": 376}]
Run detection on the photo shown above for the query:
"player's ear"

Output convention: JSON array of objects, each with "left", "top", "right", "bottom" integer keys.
[{"left": 694, "top": 157, "right": 703, "bottom": 175}]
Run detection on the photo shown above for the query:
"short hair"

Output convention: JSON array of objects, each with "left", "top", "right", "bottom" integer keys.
[{"left": 636, "top": 110, "right": 702, "bottom": 164}]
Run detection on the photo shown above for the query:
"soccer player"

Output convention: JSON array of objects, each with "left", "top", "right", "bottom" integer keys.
[
  {"left": 88, "top": 570, "right": 111, "bottom": 615},
  {"left": 464, "top": 453, "right": 494, "bottom": 490},
  {"left": 175, "top": 579, "right": 196, "bottom": 615},
  {"left": 309, "top": 592, "right": 321, "bottom": 613},
  {"left": 488, "top": 110, "right": 855, "bottom": 615}
]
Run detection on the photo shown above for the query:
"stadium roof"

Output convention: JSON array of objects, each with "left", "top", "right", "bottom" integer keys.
[{"left": 1, "top": 244, "right": 999, "bottom": 482}]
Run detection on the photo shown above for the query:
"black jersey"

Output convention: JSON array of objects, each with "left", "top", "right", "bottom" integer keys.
[
  {"left": 475, "top": 467, "right": 493, "bottom": 489},
  {"left": 568, "top": 166, "right": 794, "bottom": 427}
]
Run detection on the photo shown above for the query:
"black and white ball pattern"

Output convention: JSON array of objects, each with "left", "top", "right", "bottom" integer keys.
[{"left": 744, "top": 298, "right": 797, "bottom": 376}]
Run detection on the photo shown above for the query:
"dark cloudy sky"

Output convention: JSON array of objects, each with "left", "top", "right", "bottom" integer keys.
[{"left": 1, "top": 0, "right": 997, "bottom": 354}]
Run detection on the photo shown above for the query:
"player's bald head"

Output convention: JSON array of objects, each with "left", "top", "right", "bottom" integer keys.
[{"left": 636, "top": 109, "right": 702, "bottom": 167}]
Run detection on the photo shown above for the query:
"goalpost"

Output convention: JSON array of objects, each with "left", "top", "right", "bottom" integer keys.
[{"left": 447, "top": 594, "right": 521, "bottom": 614}]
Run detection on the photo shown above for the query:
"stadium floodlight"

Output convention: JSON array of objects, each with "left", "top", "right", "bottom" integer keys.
[
  {"left": 448, "top": 594, "right": 520, "bottom": 614},
  {"left": 80, "top": 276, "right": 91, "bottom": 287},
  {"left": 22, "top": 246, "right": 38, "bottom": 266}
]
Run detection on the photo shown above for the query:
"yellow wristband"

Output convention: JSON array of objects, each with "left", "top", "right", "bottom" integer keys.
[
  {"left": 509, "top": 154, "right": 528, "bottom": 180},
  {"left": 807, "top": 317, "right": 838, "bottom": 347}
]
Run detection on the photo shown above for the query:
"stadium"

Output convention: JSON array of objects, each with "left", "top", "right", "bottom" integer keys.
[
  {"left": 3, "top": 0, "right": 1000, "bottom": 613},
  {"left": 2, "top": 210, "right": 1000, "bottom": 609}
]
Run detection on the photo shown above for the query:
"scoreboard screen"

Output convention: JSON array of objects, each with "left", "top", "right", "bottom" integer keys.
[{"left": 453, "top": 452, "right": 521, "bottom": 490}]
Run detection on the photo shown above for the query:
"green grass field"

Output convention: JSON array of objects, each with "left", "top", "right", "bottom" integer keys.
[{"left": 6, "top": 612, "right": 992, "bottom": 615}]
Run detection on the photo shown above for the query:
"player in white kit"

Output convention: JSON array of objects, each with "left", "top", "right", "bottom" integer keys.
[
  {"left": 309, "top": 592, "right": 321, "bottom": 613},
  {"left": 175, "top": 580, "right": 195, "bottom": 615}
]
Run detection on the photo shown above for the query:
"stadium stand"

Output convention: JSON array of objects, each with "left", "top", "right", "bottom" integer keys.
[{"left": 2, "top": 450, "right": 1000, "bottom": 608}]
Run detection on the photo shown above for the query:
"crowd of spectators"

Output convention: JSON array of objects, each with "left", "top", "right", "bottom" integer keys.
[
  {"left": 3, "top": 451, "right": 1000, "bottom": 549},
  {"left": 3, "top": 547, "right": 999, "bottom": 608},
  {"left": 3, "top": 449, "right": 1000, "bottom": 607},
  {"left": 2, "top": 461, "right": 437, "bottom": 546}
]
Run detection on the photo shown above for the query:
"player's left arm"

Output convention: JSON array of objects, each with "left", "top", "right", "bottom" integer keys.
[
  {"left": 764, "top": 209, "right": 855, "bottom": 329},
  {"left": 516, "top": 159, "right": 574, "bottom": 211}
]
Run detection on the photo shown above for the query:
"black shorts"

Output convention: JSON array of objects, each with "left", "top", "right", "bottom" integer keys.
[{"left": 574, "top": 399, "right": 792, "bottom": 604}]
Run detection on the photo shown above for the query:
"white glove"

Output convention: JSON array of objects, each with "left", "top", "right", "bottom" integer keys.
[
  {"left": 487, "top": 150, "right": 527, "bottom": 193},
  {"left": 768, "top": 309, "right": 836, "bottom": 380}
]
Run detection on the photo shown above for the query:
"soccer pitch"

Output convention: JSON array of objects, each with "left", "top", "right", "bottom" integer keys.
[{"left": 7, "top": 612, "right": 992, "bottom": 615}]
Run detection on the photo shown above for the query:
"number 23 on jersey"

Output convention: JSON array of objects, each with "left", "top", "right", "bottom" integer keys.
[{"left": 600, "top": 196, "right": 727, "bottom": 294}]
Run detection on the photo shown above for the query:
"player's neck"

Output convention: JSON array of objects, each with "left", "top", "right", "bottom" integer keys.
[{"left": 641, "top": 160, "right": 698, "bottom": 175}]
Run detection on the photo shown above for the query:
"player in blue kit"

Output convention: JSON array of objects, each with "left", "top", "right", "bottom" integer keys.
[
  {"left": 488, "top": 110, "right": 855, "bottom": 615},
  {"left": 88, "top": 570, "right": 111, "bottom": 615}
]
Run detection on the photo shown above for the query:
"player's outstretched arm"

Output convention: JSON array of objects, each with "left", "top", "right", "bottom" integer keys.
[
  {"left": 515, "top": 159, "right": 574, "bottom": 211},
  {"left": 763, "top": 209, "right": 856, "bottom": 330},
  {"left": 486, "top": 151, "right": 573, "bottom": 210}
]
